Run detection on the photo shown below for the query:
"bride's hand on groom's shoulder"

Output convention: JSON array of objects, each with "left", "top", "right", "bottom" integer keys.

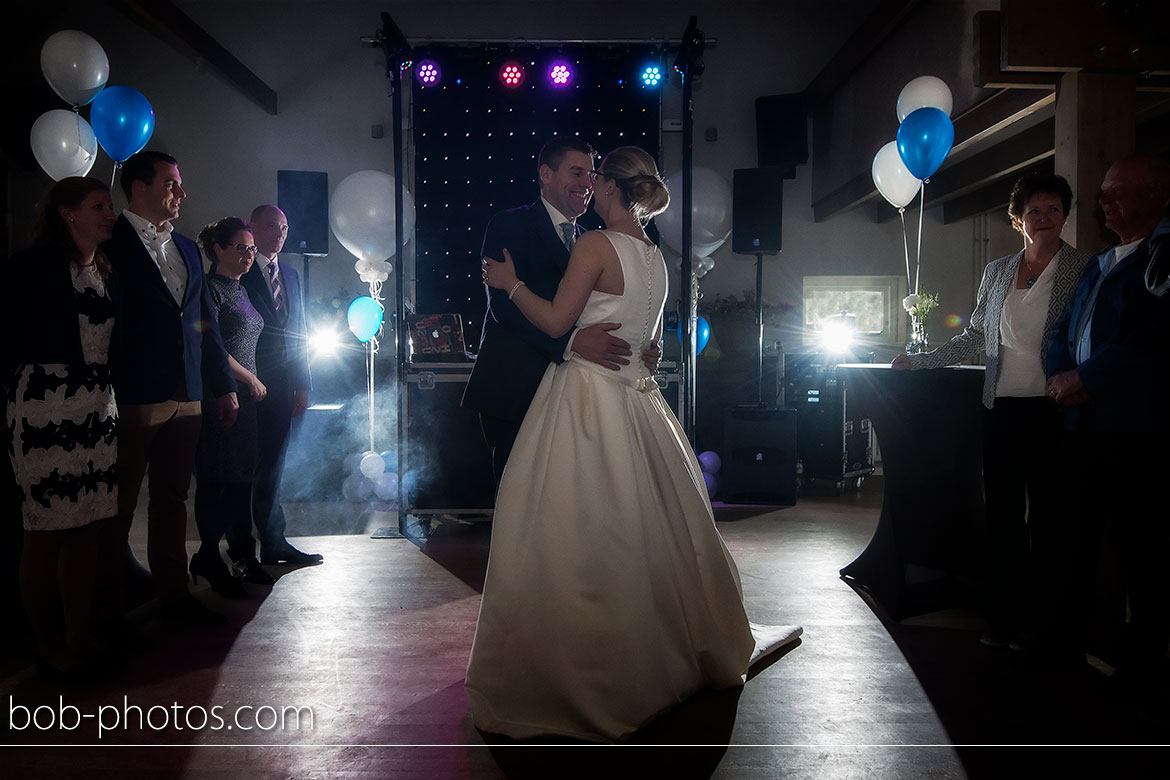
[{"left": 482, "top": 248, "right": 518, "bottom": 290}]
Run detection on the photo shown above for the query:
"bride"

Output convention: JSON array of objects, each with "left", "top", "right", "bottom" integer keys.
[{"left": 466, "top": 146, "right": 801, "bottom": 742}]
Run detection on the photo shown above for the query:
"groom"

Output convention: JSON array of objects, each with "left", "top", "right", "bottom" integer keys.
[{"left": 463, "top": 137, "right": 653, "bottom": 484}]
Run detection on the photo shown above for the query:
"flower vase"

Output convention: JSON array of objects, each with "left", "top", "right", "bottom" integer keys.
[{"left": 906, "top": 316, "right": 929, "bottom": 354}]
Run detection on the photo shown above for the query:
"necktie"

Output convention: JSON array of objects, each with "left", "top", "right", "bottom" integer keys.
[
  {"left": 560, "top": 222, "right": 576, "bottom": 252},
  {"left": 268, "top": 261, "right": 286, "bottom": 321}
]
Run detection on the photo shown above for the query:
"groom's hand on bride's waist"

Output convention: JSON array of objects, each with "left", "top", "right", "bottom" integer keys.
[{"left": 572, "top": 322, "right": 631, "bottom": 370}]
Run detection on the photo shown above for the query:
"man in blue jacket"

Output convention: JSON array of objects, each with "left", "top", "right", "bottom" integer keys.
[
  {"left": 1047, "top": 155, "right": 1170, "bottom": 715},
  {"left": 103, "top": 151, "right": 238, "bottom": 628}
]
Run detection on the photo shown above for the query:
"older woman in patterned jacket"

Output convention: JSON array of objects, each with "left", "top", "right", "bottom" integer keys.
[{"left": 892, "top": 172, "right": 1092, "bottom": 651}]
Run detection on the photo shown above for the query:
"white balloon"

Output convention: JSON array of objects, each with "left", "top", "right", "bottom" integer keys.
[
  {"left": 329, "top": 170, "right": 416, "bottom": 264},
  {"left": 656, "top": 167, "right": 733, "bottom": 255},
  {"left": 29, "top": 110, "right": 98, "bottom": 180},
  {"left": 872, "top": 141, "right": 922, "bottom": 209},
  {"left": 372, "top": 471, "right": 399, "bottom": 501},
  {"left": 897, "top": 75, "right": 953, "bottom": 122},
  {"left": 359, "top": 452, "right": 385, "bottom": 480},
  {"left": 40, "top": 30, "right": 109, "bottom": 107}
]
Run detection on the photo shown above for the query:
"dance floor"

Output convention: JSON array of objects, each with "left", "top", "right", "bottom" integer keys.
[{"left": 1, "top": 479, "right": 1163, "bottom": 778}]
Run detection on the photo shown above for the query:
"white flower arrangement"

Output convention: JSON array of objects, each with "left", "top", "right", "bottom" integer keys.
[{"left": 902, "top": 292, "right": 939, "bottom": 321}]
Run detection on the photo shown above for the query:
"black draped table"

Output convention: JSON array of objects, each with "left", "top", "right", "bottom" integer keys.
[{"left": 835, "top": 364, "right": 986, "bottom": 619}]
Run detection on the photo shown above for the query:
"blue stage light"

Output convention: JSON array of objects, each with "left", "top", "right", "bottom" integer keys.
[{"left": 641, "top": 65, "right": 662, "bottom": 87}]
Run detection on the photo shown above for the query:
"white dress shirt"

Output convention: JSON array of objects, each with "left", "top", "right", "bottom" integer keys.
[{"left": 123, "top": 209, "right": 187, "bottom": 305}]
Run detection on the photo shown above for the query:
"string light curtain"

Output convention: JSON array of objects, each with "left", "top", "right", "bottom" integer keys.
[{"left": 412, "top": 43, "right": 664, "bottom": 349}]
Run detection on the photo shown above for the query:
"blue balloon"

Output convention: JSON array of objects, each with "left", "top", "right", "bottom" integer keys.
[
  {"left": 696, "top": 315, "right": 711, "bottom": 355},
  {"left": 89, "top": 86, "right": 155, "bottom": 163},
  {"left": 669, "top": 315, "right": 712, "bottom": 355},
  {"left": 378, "top": 450, "right": 398, "bottom": 473},
  {"left": 896, "top": 107, "right": 954, "bottom": 180},
  {"left": 347, "top": 296, "right": 384, "bottom": 343}
]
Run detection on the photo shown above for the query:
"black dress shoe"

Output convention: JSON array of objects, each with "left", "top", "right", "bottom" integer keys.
[
  {"left": 232, "top": 556, "right": 276, "bottom": 585},
  {"left": 162, "top": 595, "right": 227, "bottom": 627},
  {"left": 261, "top": 542, "right": 324, "bottom": 566},
  {"left": 190, "top": 552, "right": 247, "bottom": 599}
]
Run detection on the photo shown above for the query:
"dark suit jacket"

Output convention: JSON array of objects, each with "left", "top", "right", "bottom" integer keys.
[
  {"left": 462, "top": 201, "right": 576, "bottom": 425},
  {"left": 1047, "top": 228, "right": 1170, "bottom": 434},
  {"left": 102, "top": 214, "right": 236, "bottom": 404},
  {"left": 241, "top": 258, "right": 311, "bottom": 393},
  {"left": 1, "top": 245, "right": 121, "bottom": 386}
]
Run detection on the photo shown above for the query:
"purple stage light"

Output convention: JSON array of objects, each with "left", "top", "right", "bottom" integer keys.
[
  {"left": 417, "top": 61, "right": 440, "bottom": 86},
  {"left": 549, "top": 62, "right": 572, "bottom": 87},
  {"left": 500, "top": 62, "right": 525, "bottom": 88}
]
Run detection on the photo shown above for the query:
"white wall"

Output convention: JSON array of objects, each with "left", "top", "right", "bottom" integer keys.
[{"left": 8, "top": 0, "right": 1024, "bottom": 357}]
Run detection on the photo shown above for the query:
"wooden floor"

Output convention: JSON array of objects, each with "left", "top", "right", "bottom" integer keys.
[{"left": 1, "top": 479, "right": 1165, "bottom": 778}]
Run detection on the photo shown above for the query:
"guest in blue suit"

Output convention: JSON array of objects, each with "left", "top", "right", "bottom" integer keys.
[
  {"left": 462, "top": 137, "right": 657, "bottom": 485},
  {"left": 1047, "top": 155, "right": 1170, "bottom": 713},
  {"left": 236, "top": 205, "right": 320, "bottom": 570},
  {"left": 101, "top": 151, "right": 238, "bottom": 629}
]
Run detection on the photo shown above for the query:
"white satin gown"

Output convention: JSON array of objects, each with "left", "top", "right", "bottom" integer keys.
[{"left": 465, "top": 230, "right": 801, "bottom": 741}]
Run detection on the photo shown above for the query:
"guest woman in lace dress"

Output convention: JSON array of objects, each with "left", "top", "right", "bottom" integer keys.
[
  {"left": 3, "top": 177, "right": 119, "bottom": 673},
  {"left": 191, "top": 217, "right": 270, "bottom": 597}
]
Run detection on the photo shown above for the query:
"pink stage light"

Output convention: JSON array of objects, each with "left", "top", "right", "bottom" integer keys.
[
  {"left": 549, "top": 62, "right": 573, "bottom": 87},
  {"left": 417, "top": 61, "right": 441, "bottom": 86},
  {"left": 499, "top": 62, "right": 525, "bottom": 88}
]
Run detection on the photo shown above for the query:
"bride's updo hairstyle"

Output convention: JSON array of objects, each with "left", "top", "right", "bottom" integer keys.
[{"left": 599, "top": 147, "right": 670, "bottom": 224}]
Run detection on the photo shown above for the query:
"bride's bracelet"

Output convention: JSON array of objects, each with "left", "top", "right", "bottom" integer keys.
[{"left": 508, "top": 280, "right": 527, "bottom": 300}]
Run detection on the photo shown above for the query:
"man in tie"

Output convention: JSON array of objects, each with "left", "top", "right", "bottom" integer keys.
[
  {"left": 102, "top": 150, "right": 238, "bottom": 628},
  {"left": 462, "top": 137, "right": 646, "bottom": 485},
  {"left": 1047, "top": 155, "right": 1170, "bottom": 713},
  {"left": 237, "top": 205, "right": 321, "bottom": 569}
]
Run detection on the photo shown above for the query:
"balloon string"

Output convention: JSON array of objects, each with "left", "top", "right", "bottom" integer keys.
[
  {"left": 914, "top": 180, "right": 925, "bottom": 294},
  {"left": 899, "top": 208, "right": 912, "bottom": 293},
  {"left": 366, "top": 340, "right": 376, "bottom": 453}
]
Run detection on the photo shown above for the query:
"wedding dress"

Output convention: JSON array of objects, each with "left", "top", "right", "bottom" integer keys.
[{"left": 465, "top": 230, "right": 801, "bottom": 741}]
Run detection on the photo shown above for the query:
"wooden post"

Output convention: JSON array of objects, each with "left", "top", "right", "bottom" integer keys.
[{"left": 1053, "top": 72, "right": 1135, "bottom": 252}]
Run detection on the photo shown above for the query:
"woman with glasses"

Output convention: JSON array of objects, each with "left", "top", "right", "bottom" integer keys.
[{"left": 191, "top": 217, "right": 270, "bottom": 597}]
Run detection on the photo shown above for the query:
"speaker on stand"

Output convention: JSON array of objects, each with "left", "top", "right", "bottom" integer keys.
[{"left": 721, "top": 167, "right": 796, "bottom": 504}]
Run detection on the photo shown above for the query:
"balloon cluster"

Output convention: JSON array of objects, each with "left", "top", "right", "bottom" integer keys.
[
  {"left": 871, "top": 76, "right": 955, "bottom": 209},
  {"left": 341, "top": 449, "right": 400, "bottom": 503},
  {"left": 328, "top": 170, "right": 416, "bottom": 290},
  {"left": 698, "top": 450, "right": 722, "bottom": 498},
  {"left": 31, "top": 30, "right": 155, "bottom": 181},
  {"left": 657, "top": 167, "right": 731, "bottom": 278},
  {"left": 871, "top": 76, "right": 955, "bottom": 299}
]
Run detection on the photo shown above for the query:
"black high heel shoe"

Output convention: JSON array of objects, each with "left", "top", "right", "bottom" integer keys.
[
  {"left": 189, "top": 552, "right": 246, "bottom": 599},
  {"left": 232, "top": 556, "right": 276, "bottom": 586}
]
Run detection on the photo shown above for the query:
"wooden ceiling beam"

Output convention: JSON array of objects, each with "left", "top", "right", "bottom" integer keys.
[
  {"left": 812, "top": 88, "right": 1054, "bottom": 222},
  {"left": 803, "top": 0, "right": 923, "bottom": 107},
  {"left": 112, "top": 0, "right": 278, "bottom": 115},
  {"left": 941, "top": 158, "right": 1055, "bottom": 224}
]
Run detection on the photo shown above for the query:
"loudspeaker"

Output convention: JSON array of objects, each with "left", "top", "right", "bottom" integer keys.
[
  {"left": 755, "top": 93, "right": 808, "bottom": 176},
  {"left": 277, "top": 170, "right": 329, "bottom": 255},
  {"left": 732, "top": 167, "right": 784, "bottom": 255},
  {"left": 721, "top": 406, "right": 797, "bottom": 505}
]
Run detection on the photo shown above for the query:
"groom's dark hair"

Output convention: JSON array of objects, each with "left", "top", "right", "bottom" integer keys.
[{"left": 538, "top": 137, "right": 596, "bottom": 173}]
